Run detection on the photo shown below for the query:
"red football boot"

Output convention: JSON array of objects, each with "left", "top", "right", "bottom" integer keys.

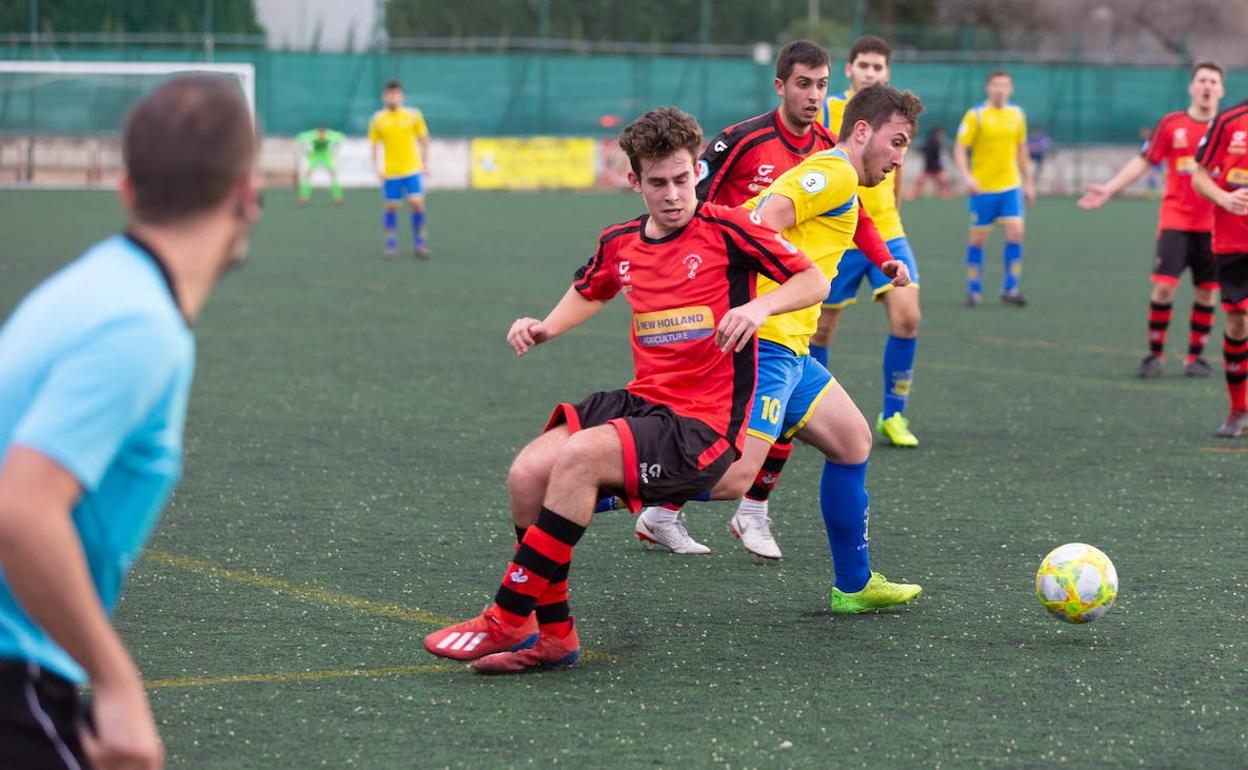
[
  {"left": 471, "top": 622, "right": 581, "bottom": 675},
  {"left": 423, "top": 606, "right": 538, "bottom": 661}
]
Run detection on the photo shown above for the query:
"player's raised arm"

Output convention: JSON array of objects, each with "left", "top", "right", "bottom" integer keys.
[
  {"left": 1078, "top": 155, "right": 1152, "bottom": 209},
  {"left": 507, "top": 287, "right": 606, "bottom": 357}
]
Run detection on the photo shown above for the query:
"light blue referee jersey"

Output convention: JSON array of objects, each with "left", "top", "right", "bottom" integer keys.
[{"left": 0, "top": 234, "right": 195, "bottom": 684}]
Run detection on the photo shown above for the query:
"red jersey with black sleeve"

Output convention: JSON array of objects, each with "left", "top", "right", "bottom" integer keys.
[
  {"left": 697, "top": 109, "right": 837, "bottom": 207},
  {"left": 1195, "top": 100, "right": 1248, "bottom": 254},
  {"left": 573, "top": 202, "right": 813, "bottom": 454},
  {"left": 1142, "top": 110, "right": 1215, "bottom": 233}
]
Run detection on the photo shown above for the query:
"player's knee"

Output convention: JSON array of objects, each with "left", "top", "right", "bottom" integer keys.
[
  {"left": 1227, "top": 312, "right": 1248, "bottom": 338},
  {"left": 969, "top": 230, "right": 989, "bottom": 247},
  {"left": 1195, "top": 287, "right": 1216, "bottom": 306},
  {"left": 410, "top": 198, "right": 425, "bottom": 213},
  {"left": 1152, "top": 283, "right": 1177, "bottom": 304},
  {"left": 508, "top": 449, "right": 547, "bottom": 492},
  {"left": 890, "top": 305, "right": 921, "bottom": 337},
  {"left": 826, "top": 415, "right": 872, "bottom": 465}
]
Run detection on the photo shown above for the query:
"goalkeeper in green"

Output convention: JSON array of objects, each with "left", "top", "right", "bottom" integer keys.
[{"left": 296, "top": 126, "right": 345, "bottom": 206}]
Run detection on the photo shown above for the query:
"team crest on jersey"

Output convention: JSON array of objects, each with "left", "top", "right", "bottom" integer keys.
[
  {"left": 801, "top": 171, "right": 827, "bottom": 193},
  {"left": 696, "top": 159, "right": 709, "bottom": 182},
  {"left": 1230, "top": 130, "right": 1248, "bottom": 154},
  {"left": 682, "top": 253, "right": 704, "bottom": 279}
]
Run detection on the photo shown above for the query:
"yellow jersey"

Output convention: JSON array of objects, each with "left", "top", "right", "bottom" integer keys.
[
  {"left": 368, "top": 107, "right": 429, "bottom": 177},
  {"left": 744, "top": 148, "right": 859, "bottom": 355},
  {"left": 956, "top": 102, "right": 1027, "bottom": 193},
  {"left": 822, "top": 89, "right": 904, "bottom": 241}
]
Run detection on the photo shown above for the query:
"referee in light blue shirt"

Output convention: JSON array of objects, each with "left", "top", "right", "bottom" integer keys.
[{"left": 0, "top": 75, "right": 261, "bottom": 770}]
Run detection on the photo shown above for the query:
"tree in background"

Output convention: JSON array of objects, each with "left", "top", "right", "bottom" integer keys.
[{"left": 0, "top": 0, "right": 264, "bottom": 36}]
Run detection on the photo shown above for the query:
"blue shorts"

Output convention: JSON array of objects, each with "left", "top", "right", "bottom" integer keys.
[
  {"left": 824, "top": 236, "right": 919, "bottom": 309},
  {"left": 383, "top": 173, "right": 424, "bottom": 201},
  {"left": 747, "top": 340, "right": 836, "bottom": 444},
  {"left": 968, "top": 188, "right": 1023, "bottom": 227}
]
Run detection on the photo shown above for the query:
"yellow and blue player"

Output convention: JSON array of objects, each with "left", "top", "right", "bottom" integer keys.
[
  {"left": 814, "top": 35, "right": 922, "bottom": 447},
  {"left": 649, "top": 85, "right": 924, "bottom": 610},
  {"left": 369, "top": 80, "right": 431, "bottom": 258},
  {"left": 954, "top": 70, "right": 1035, "bottom": 306}
]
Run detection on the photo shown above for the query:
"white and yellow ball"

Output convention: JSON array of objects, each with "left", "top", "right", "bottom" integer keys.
[{"left": 1035, "top": 543, "right": 1118, "bottom": 624}]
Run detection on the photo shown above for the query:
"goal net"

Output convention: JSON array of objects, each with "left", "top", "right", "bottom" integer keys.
[{"left": 0, "top": 61, "right": 255, "bottom": 186}]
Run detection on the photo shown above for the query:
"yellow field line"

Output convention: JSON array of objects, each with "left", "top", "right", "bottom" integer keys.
[
  {"left": 145, "top": 551, "right": 454, "bottom": 627},
  {"left": 146, "top": 650, "right": 616, "bottom": 689},
  {"left": 1200, "top": 446, "right": 1248, "bottom": 452}
]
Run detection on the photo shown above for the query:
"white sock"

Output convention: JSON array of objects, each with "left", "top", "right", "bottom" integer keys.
[
  {"left": 641, "top": 505, "right": 679, "bottom": 526},
  {"left": 735, "top": 497, "right": 768, "bottom": 518}
]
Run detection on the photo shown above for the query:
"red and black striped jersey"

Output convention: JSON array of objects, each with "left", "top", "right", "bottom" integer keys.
[
  {"left": 1142, "top": 110, "right": 1215, "bottom": 233},
  {"left": 696, "top": 109, "right": 837, "bottom": 207},
  {"left": 573, "top": 202, "right": 813, "bottom": 455},
  {"left": 1195, "top": 100, "right": 1248, "bottom": 254}
]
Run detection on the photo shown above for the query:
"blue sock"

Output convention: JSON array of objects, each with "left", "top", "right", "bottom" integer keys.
[
  {"left": 966, "top": 244, "right": 984, "bottom": 295},
  {"left": 411, "top": 209, "right": 426, "bottom": 246},
  {"left": 809, "top": 343, "right": 828, "bottom": 367},
  {"left": 1003, "top": 241, "right": 1023, "bottom": 293},
  {"left": 383, "top": 209, "right": 398, "bottom": 250},
  {"left": 882, "top": 335, "right": 916, "bottom": 418},
  {"left": 820, "top": 460, "right": 871, "bottom": 593}
]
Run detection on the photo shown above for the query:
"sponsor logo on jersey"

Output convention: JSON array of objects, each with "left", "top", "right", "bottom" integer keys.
[
  {"left": 633, "top": 305, "right": 715, "bottom": 346},
  {"left": 1176, "top": 156, "right": 1197, "bottom": 174},
  {"left": 1226, "top": 167, "right": 1248, "bottom": 187},
  {"left": 1174, "top": 127, "right": 1189, "bottom": 149}
]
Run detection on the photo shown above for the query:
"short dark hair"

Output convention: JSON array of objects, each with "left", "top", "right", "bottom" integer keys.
[
  {"left": 987, "top": 69, "right": 1011, "bottom": 83},
  {"left": 776, "top": 40, "right": 830, "bottom": 82},
  {"left": 1191, "top": 61, "right": 1225, "bottom": 81},
  {"left": 840, "top": 83, "right": 923, "bottom": 137},
  {"left": 384, "top": 80, "right": 402, "bottom": 91},
  {"left": 618, "top": 107, "right": 703, "bottom": 177},
  {"left": 123, "top": 75, "right": 256, "bottom": 225},
  {"left": 848, "top": 35, "right": 891, "bottom": 64}
]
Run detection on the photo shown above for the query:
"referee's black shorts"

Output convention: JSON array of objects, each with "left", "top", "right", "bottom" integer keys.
[{"left": 0, "top": 660, "right": 91, "bottom": 769}]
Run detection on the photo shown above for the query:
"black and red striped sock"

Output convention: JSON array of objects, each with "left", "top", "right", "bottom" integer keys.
[
  {"left": 1187, "top": 303, "right": 1216, "bottom": 362},
  {"left": 493, "top": 507, "right": 585, "bottom": 627},
  {"left": 1223, "top": 334, "right": 1248, "bottom": 412},
  {"left": 745, "top": 440, "right": 793, "bottom": 502},
  {"left": 1148, "top": 301, "right": 1172, "bottom": 357},
  {"left": 535, "top": 563, "right": 573, "bottom": 638}
]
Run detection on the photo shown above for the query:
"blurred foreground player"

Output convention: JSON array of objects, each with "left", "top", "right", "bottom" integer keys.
[
  {"left": 422, "top": 107, "right": 827, "bottom": 673},
  {"left": 0, "top": 76, "right": 260, "bottom": 769}
]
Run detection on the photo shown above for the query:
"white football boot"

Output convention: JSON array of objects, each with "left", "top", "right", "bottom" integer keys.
[
  {"left": 728, "top": 499, "right": 782, "bottom": 559},
  {"left": 634, "top": 507, "right": 710, "bottom": 555}
]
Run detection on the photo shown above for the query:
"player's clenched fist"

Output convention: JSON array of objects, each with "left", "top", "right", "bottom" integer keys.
[
  {"left": 507, "top": 317, "right": 548, "bottom": 356},
  {"left": 716, "top": 303, "right": 768, "bottom": 353},
  {"left": 880, "top": 259, "right": 910, "bottom": 287}
]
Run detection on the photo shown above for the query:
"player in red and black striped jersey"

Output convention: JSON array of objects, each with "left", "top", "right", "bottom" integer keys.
[
  {"left": 422, "top": 107, "right": 827, "bottom": 673},
  {"left": 1080, "top": 65, "right": 1224, "bottom": 376},
  {"left": 1193, "top": 96, "right": 1248, "bottom": 436},
  {"left": 1079, "top": 62, "right": 1226, "bottom": 378}
]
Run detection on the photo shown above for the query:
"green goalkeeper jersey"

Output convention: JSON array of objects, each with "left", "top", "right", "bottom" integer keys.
[{"left": 297, "top": 129, "right": 345, "bottom": 162}]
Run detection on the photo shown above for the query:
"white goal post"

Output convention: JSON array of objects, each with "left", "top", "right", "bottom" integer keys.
[{"left": 0, "top": 61, "right": 256, "bottom": 185}]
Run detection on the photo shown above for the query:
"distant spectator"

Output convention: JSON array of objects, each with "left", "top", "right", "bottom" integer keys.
[
  {"left": 1028, "top": 126, "right": 1053, "bottom": 183},
  {"left": 909, "top": 126, "right": 951, "bottom": 199}
]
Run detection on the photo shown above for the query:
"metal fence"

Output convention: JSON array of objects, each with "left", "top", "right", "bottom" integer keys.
[{"left": 0, "top": 44, "right": 1231, "bottom": 146}]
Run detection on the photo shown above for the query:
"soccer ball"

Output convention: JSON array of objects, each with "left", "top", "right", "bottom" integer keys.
[{"left": 1035, "top": 543, "right": 1118, "bottom": 624}]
